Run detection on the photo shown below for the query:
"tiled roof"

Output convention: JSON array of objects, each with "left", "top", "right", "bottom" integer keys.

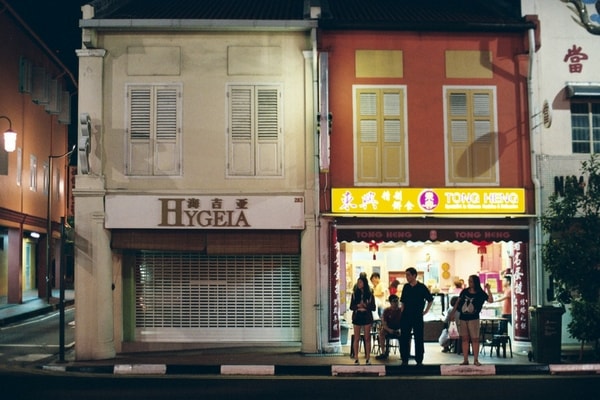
[
  {"left": 87, "top": 0, "right": 531, "bottom": 31},
  {"left": 89, "top": 0, "right": 307, "bottom": 20},
  {"left": 321, "top": 0, "right": 530, "bottom": 31}
]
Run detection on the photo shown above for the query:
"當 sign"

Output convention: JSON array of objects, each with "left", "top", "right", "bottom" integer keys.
[{"left": 331, "top": 188, "right": 525, "bottom": 214}]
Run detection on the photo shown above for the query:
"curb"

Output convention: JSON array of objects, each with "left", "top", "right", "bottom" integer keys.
[
  {"left": 42, "top": 363, "right": 555, "bottom": 377},
  {"left": 114, "top": 364, "right": 167, "bottom": 375},
  {"left": 549, "top": 364, "right": 600, "bottom": 375}
]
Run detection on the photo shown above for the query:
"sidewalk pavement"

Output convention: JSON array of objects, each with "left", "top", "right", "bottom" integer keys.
[
  {"left": 0, "top": 289, "right": 74, "bottom": 327},
  {"left": 2, "top": 295, "right": 599, "bottom": 377}
]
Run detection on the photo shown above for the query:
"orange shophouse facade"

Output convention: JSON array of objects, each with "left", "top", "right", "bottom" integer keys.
[
  {"left": 316, "top": 19, "right": 537, "bottom": 354},
  {"left": 0, "top": 1, "right": 74, "bottom": 305}
]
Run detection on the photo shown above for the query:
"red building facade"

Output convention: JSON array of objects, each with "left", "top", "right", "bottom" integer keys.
[{"left": 316, "top": 2, "right": 536, "bottom": 352}]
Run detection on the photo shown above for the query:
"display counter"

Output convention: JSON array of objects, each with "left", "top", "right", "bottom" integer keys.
[{"left": 424, "top": 320, "right": 444, "bottom": 342}]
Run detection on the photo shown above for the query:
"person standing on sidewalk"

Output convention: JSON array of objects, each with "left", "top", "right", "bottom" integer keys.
[
  {"left": 449, "top": 274, "right": 494, "bottom": 366},
  {"left": 350, "top": 274, "right": 376, "bottom": 365},
  {"left": 399, "top": 267, "right": 433, "bottom": 366}
]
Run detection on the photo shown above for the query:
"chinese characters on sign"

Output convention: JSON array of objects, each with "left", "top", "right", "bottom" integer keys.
[
  {"left": 512, "top": 242, "right": 530, "bottom": 341},
  {"left": 563, "top": 44, "right": 588, "bottom": 73},
  {"left": 159, "top": 197, "right": 250, "bottom": 227},
  {"left": 330, "top": 228, "right": 341, "bottom": 342}
]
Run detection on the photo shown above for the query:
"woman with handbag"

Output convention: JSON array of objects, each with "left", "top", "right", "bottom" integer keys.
[
  {"left": 449, "top": 275, "right": 493, "bottom": 366},
  {"left": 350, "top": 274, "right": 376, "bottom": 364}
]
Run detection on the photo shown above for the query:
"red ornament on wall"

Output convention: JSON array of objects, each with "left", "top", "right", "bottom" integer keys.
[{"left": 368, "top": 240, "right": 380, "bottom": 260}]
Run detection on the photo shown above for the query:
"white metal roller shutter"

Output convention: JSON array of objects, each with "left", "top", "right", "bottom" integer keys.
[{"left": 134, "top": 252, "right": 301, "bottom": 342}]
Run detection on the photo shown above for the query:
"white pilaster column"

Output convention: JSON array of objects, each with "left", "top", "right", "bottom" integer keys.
[
  {"left": 74, "top": 47, "right": 114, "bottom": 360},
  {"left": 301, "top": 49, "right": 319, "bottom": 353},
  {"left": 74, "top": 178, "right": 114, "bottom": 360}
]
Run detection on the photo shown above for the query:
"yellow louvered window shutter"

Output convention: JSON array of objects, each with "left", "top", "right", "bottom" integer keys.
[
  {"left": 356, "top": 87, "right": 406, "bottom": 184},
  {"left": 446, "top": 88, "right": 496, "bottom": 184}
]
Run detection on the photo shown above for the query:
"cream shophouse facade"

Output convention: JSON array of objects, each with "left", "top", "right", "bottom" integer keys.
[{"left": 73, "top": 3, "right": 320, "bottom": 359}]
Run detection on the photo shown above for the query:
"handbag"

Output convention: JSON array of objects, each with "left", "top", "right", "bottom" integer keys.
[{"left": 448, "top": 320, "right": 460, "bottom": 340}]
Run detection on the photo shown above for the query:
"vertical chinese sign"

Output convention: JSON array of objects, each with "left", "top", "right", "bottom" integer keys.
[
  {"left": 512, "top": 242, "right": 530, "bottom": 341},
  {"left": 329, "top": 224, "right": 340, "bottom": 342}
]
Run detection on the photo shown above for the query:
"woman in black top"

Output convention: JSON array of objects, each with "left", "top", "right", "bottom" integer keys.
[
  {"left": 350, "top": 274, "right": 376, "bottom": 364},
  {"left": 449, "top": 274, "right": 493, "bottom": 366}
]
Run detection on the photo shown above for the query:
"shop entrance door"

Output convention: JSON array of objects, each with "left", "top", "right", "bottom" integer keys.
[{"left": 22, "top": 240, "right": 36, "bottom": 291}]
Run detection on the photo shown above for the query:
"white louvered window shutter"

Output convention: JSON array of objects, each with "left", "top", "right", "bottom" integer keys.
[
  {"left": 229, "top": 86, "right": 254, "bottom": 175},
  {"left": 154, "top": 87, "right": 180, "bottom": 175},
  {"left": 128, "top": 87, "right": 152, "bottom": 175},
  {"left": 228, "top": 85, "right": 282, "bottom": 177},
  {"left": 255, "top": 87, "right": 282, "bottom": 176},
  {"left": 126, "top": 84, "right": 181, "bottom": 176}
]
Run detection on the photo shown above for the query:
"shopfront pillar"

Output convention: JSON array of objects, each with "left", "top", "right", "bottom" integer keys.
[{"left": 6, "top": 227, "right": 22, "bottom": 304}]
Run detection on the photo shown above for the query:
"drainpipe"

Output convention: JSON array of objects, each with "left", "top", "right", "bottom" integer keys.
[
  {"left": 527, "top": 26, "right": 543, "bottom": 306},
  {"left": 311, "top": 26, "right": 323, "bottom": 353}
]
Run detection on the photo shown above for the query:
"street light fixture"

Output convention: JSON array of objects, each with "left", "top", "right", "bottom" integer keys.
[
  {"left": 1, "top": 115, "right": 17, "bottom": 152},
  {"left": 46, "top": 145, "right": 76, "bottom": 303}
]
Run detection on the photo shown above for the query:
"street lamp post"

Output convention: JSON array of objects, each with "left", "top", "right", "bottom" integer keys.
[{"left": 46, "top": 145, "right": 75, "bottom": 303}]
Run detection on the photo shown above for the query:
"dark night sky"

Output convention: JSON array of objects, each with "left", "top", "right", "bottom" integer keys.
[{"left": 6, "top": 0, "right": 89, "bottom": 77}]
